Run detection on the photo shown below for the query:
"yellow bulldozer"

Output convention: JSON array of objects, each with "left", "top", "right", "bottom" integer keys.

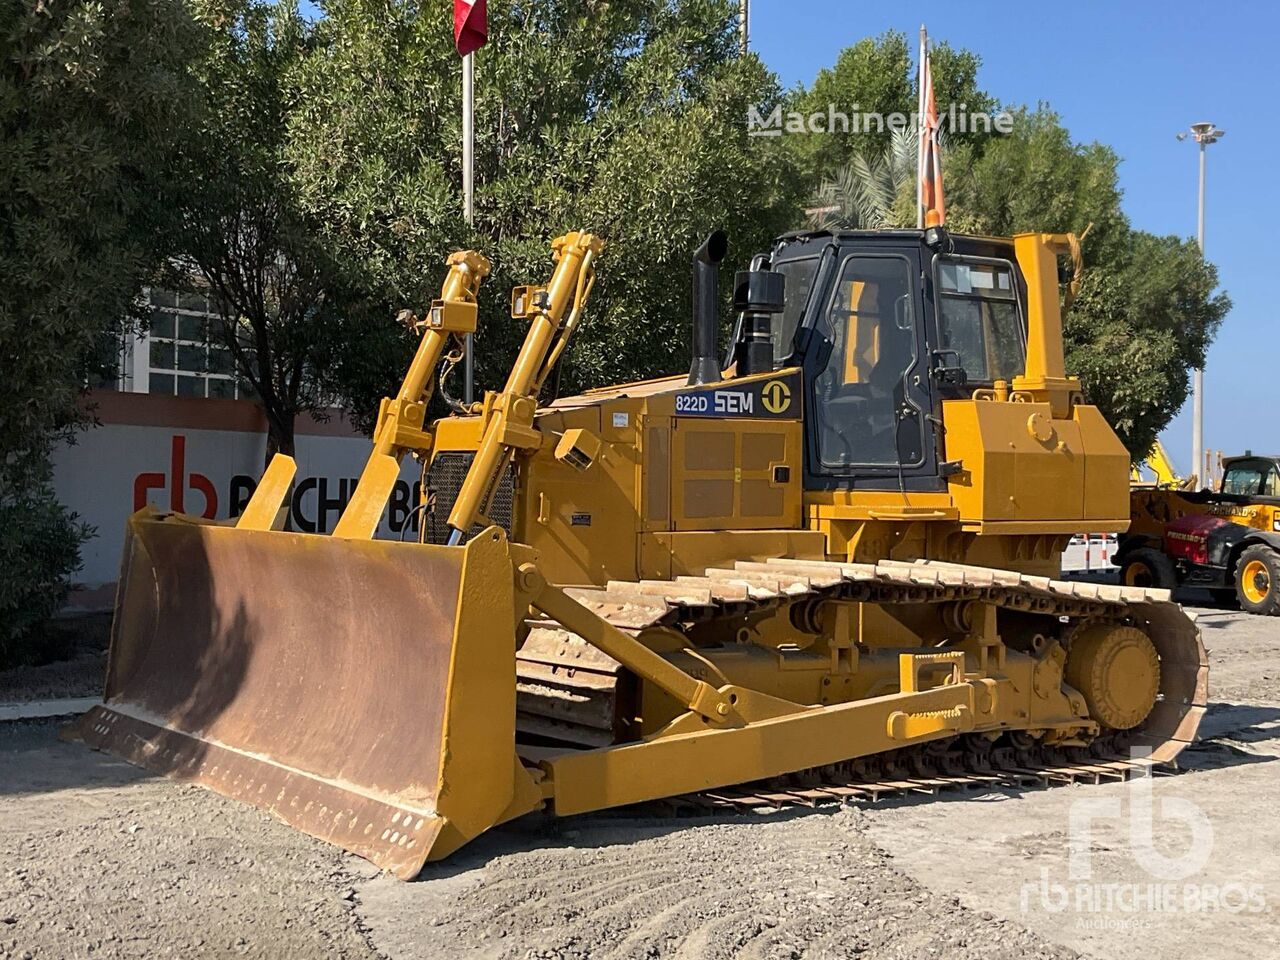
[{"left": 69, "top": 226, "right": 1206, "bottom": 879}]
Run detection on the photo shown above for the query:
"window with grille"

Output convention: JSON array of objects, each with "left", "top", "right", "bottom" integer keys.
[
  {"left": 935, "top": 258, "right": 1026, "bottom": 384},
  {"left": 145, "top": 289, "right": 255, "bottom": 400}
]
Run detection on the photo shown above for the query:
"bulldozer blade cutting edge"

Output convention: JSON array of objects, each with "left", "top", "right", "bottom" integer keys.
[{"left": 65, "top": 509, "right": 541, "bottom": 878}]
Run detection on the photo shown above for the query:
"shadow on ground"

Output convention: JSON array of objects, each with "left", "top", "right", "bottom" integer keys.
[{"left": 0, "top": 717, "right": 150, "bottom": 796}]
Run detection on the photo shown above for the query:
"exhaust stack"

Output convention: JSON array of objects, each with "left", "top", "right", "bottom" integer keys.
[
  {"left": 687, "top": 230, "right": 728, "bottom": 386},
  {"left": 732, "top": 267, "right": 786, "bottom": 378}
]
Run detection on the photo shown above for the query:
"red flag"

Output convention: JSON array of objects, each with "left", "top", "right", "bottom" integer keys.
[
  {"left": 453, "top": 0, "right": 487, "bottom": 56},
  {"left": 919, "top": 45, "right": 946, "bottom": 227}
]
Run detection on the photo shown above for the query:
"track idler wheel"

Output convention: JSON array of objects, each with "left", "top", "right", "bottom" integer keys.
[{"left": 1065, "top": 623, "right": 1161, "bottom": 731}]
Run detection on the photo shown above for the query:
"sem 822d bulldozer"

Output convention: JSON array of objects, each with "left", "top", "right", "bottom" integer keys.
[{"left": 70, "top": 226, "right": 1207, "bottom": 878}]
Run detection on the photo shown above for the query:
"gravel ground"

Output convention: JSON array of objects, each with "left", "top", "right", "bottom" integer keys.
[
  {"left": 0, "top": 719, "right": 379, "bottom": 960},
  {"left": 1182, "top": 596, "right": 1280, "bottom": 702},
  {"left": 0, "top": 603, "right": 1275, "bottom": 959},
  {"left": 0, "top": 651, "right": 105, "bottom": 705},
  {"left": 861, "top": 702, "right": 1280, "bottom": 960},
  {"left": 1, "top": 716, "right": 1075, "bottom": 960},
  {"left": 359, "top": 807, "right": 1079, "bottom": 960}
]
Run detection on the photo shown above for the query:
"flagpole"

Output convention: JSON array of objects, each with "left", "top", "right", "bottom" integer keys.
[
  {"left": 916, "top": 25, "right": 925, "bottom": 229},
  {"left": 462, "top": 50, "right": 475, "bottom": 405}
]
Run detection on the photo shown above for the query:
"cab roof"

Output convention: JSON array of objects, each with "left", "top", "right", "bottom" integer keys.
[
  {"left": 770, "top": 229, "right": 1016, "bottom": 263},
  {"left": 775, "top": 227, "right": 1013, "bottom": 246}
]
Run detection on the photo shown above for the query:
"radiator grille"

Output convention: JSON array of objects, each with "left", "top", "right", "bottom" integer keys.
[{"left": 424, "top": 451, "right": 515, "bottom": 545}]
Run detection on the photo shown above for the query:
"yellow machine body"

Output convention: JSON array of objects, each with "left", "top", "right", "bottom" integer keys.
[
  {"left": 70, "top": 228, "right": 1206, "bottom": 878},
  {"left": 1131, "top": 440, "right": 1189, "bottom": 489},
  {"left": 463, "top": 366, "right": 1131, "bottom": 585},
  {"left": 1129, "top": 455, "right": 1280, "bottom": 543}
]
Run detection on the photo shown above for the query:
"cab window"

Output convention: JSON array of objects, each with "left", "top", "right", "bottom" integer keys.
[
  {"left": 1222, "top": 459, "right": 1280, "bottom": 497},
  {"left": 769, "top": 257, "right": 819, "bottom": 364},
  {"left": 936, "top": 259, "right": 1025, "bottom": 383},
  {"left": 812, "top": 255, "right": 921, "bottom": 469}
]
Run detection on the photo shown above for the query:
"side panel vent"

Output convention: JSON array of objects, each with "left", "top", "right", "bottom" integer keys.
[{"left": 425, "top": 451, "right": 515, "bottom": 545}]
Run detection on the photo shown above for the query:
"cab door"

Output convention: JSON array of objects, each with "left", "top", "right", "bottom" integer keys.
[{"left": 800, "top": 243, "right": 939, "bottom": 491}]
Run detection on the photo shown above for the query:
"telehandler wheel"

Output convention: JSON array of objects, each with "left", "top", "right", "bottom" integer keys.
[
  {"left": 1235, "top": 545, "right": 1280, "bottom": 616},
  {"left": 1120, "top": 547, "right": 1177, "bottom": 591}
]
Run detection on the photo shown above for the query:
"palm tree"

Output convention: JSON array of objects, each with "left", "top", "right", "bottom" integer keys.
[{"left": 806, "top": 126, "right": 919, "bottom": 231}]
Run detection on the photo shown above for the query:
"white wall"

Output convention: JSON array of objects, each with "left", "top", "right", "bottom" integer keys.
[{"left": 52, "top": 396, "right": 420, "bottom": 599}]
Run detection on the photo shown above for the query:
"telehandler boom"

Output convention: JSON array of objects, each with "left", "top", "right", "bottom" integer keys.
[{"left": 70, "top": 226, "right": 1206, "bottom": 878}]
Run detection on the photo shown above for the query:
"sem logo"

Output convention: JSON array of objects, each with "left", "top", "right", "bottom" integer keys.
[
  {"left": 761, "top": 379, "right": 791, "bottom": 414},
  {"left": 133, "top": 435, "right": 217, "bottom": 518},
  {"left": 713, "top": 390, "right": 754, "bottom": 414}
]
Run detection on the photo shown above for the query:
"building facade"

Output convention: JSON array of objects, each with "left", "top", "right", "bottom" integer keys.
[{"left": 56, "top": 288, "right": 417, "bottom": 608}]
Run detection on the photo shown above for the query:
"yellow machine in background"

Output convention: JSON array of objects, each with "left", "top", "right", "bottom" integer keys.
[
  {"left": 71, "top": 225, "right": 1206, "bottom": 878},
  {"left": 1131, "top": 440, "right": 1191, "bottom": 489},
  {"left": 1123, "top": 452, "right": 1280, "bottom": 615}
]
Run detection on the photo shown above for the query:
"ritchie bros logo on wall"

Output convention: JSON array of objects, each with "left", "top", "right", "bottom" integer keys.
[{"left": 132, "top": 435, "right": 423, "bottom": 535}]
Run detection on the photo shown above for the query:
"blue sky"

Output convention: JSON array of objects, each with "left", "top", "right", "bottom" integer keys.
[{"left": 751, "top": 0, "right": 1279, "bottom": 467}]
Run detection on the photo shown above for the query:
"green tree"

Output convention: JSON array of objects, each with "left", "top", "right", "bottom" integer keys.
[
  {"left": 0, "top": 0, "right": 197, "bottom": 663},
  {"left": 784, "top": 31, "right": 996, "bottom": 187},
  {"left": 807, "top": 126, "right": 916, "bottom": 231},
  {"left": 942, "top": 108, "right": 1130, "bottom": 266},
  {"left": 171, "top": 0, "right": 343, "bottom": 459},
  {"left": 1063, "top": 235, "right": 1228, "bottom": 458},
  {"left": 286, "top": 0, "right": 804, "bottom": 425},
  {"left": 943, "top": 108, "right": 1229, "bottom": 456}
]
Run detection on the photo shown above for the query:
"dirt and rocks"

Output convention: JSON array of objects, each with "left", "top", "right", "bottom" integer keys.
[
  {"left": 1, "top": 717, "right": 1076, "bottom": 960},
  {"left": 0, "top": 719, "right": 378, "bottom": 960},
  {"left": 0, "top": 651, "right": 105, "bottom": 706},
  {"left": 1, "top": 603, "right": 1277, "bottom": 960},
  {"left": 358, "top": 807, "right": 1078, "bottom": 960},
  {"left": 860, "top": 697, "right": 1280, "bottom": 960}
]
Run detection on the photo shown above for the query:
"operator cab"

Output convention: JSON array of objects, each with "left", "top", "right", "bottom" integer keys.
[
  {"left": 1220, "top": 456, "right": 1280, "bottom": 501},
  {"left": 735, "top": 229, "right": 1029, "bottom": 492}
]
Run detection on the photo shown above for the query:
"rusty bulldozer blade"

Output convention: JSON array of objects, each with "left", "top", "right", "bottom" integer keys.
[{"left": 66, "top": 509, "right": 541, "bottom": 879}]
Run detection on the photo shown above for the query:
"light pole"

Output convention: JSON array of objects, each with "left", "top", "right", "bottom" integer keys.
[{"left": 1177, "top": 121, "right": 1224, "bottom": 487}]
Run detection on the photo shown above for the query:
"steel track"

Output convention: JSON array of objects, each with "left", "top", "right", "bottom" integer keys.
[
  {"left": 658, "top": 737, "right": 1179, "bottom": 814},
  {"left": 515, "top": 558, "right": 1208, "bottom": 779}
]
